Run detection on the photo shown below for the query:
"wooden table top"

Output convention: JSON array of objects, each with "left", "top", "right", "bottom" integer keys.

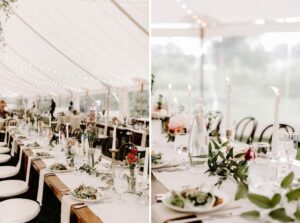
[{"left": 23, "top": 149, "right": 102, "bottom": 223}]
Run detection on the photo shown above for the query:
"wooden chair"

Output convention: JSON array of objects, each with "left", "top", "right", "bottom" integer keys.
[
  {"left": 72, "top": 129, "right": 82, "bottom": 141},
  {"left": 102, "top": 137, "right": 118, "bottom": 159},
  {"left": 258, "top": 123, "right": 295, "bottom": 144},
  {"left": 235, "top": 117, "right": 257, "bottom": 144},
  {"left": 117, "top": 143, "right": 137, "bottom": 161}
]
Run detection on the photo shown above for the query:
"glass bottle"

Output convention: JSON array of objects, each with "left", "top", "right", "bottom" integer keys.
[{"left": 188, "top": 99, "right": 208, "bottom": 171}]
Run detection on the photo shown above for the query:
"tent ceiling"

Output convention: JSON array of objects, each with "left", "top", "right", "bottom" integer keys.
[
  {"left": 0, "top": 0, "right": 148, "bottom": 97},
  {"left": 152, "top": 0, "right": 300, "bottom": 36}
]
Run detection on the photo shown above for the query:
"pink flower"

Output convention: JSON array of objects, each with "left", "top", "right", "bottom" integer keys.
[
  {"left": 168, "top": 113, "right": 188, "bottom": 130},
  {"left": 245, "top": 148, "right": 254, "bottom": 161}
]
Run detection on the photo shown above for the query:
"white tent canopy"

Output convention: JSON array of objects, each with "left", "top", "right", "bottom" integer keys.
[
  {"left": 0, "top": 0, "right": 148, "bottom": 98},
  {"left": 152, "top": 0, "right": 300, "bottom": 37}
]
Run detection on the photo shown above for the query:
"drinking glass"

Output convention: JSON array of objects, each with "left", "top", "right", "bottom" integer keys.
[
  {"left": 248, "top": 143, "right": 276, "bottom": 196},
  {"left": 112, "top": 165, "right": 128, "bottom": 204},
  {"left": 174, "top": 133, "right": 188, "bottom": 154},
  {"left": 276, "top": 138, "right": 295, "bottom": 181},
  {"left": 283, "top": 132, "right": 299, "bottom": 160}
]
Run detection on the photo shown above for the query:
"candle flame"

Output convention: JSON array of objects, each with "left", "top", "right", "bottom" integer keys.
[
  {"left": 270, "top": 86, "right": 280, "bottom": 95},
  {"left": 188, "top": 85, "right": 192, "bottom": 90},
  {"left": 225, "top": 76, "right": 231, "bottom": 86},
  {"left": 168, "top": 83, "right": 172, "bottom": 89}
]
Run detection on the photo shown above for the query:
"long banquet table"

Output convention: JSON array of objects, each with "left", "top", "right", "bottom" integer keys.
[
  {"left": 7, "top": 127, "right": 149, "bottom": 223},
  {"left": 151, "top": 135, "right": 300, "bottom": 223}
]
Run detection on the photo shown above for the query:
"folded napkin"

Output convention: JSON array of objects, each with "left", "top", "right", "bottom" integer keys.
[
  {"left": 10, "top": 139, "right": 16, "bottom": 157},
  {"left": 152, "top": 203, "right": 192, "bottom": 223},
  {"left": 61, "top": 195, "right": 83, "bottom": 223},
  {"left": 37, "top": 169, "right": 54, "bottom": 205},
  {"left": 152, "top": 202, "right": 242, "bottom": 223},
  {"left": 152, "top": 160, "right": 186, "bottom": 172}
]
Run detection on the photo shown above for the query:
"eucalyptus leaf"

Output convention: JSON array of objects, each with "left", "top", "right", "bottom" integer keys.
[
  {"left": 281, "top": 172, "right": 294, "bottom": 189},
  {"left": 270, "top": 193, "right": 281, "bottom": 207},
  {"left": 294, "top": 204, "right": 300, "bottom": 220},
  {"left": 212, "top": 140, "right": 220, "bottom": 150},
  {"left": 234, "top": 153, "right": 245, "bottom": 159},
  {"left": 269, "top": 208, "right": 294, "bottom": 222},
  {"left": 248, "top": 193, "right": 272, "bottom": 209},
  {"left": 240, "top": 210, "right": 260, "bottom": 220},
  {"left": 286, "top": 188, "right": 300, "bottom": 202},
  {"left": 235, "top": 181, "right": 248, "bottom": 200}
]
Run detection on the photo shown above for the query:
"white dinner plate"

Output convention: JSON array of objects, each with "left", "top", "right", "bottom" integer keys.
[
  {"left": 70, "top": 190, "right": 105, "bottom": 203},
  {"left": 162, "top": 190, "right": 229, "bottom": 213}
]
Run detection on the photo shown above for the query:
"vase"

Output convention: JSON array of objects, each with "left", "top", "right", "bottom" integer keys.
[
  {"left": 127, "top": 169, "right": 136, "bottom": 193},
  {"left": 88, "top": 148, "right": 95, "bottom": 167}
]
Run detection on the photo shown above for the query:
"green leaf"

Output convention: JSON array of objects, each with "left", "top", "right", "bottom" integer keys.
[
  {"left": 234, "top": 153, "right": 245, "bottom": 159},
  {"left": 235, "top": 181, "right": 248, "bottom": 200},
  {"left": 240, "top": 211, "right": 260, "bottom": 220},
  {"left": 286, "top": 188, "right": 300, "bottom": 202},
  {"left": 226, "top": 148, "right": 233, "bottom": 159},
  {"left": 248, "top": 193, "right": 272, "bottom": 209},
  {"left": 269, "top": 208, "right": 294, "bottom": 222},
  {"left": 294, "top": 204, "right": 300, "bottom": 220},
  {"left": 281, "top": 172, "right": 294, "bottom": 189},
  {"left": 217, "top": 137, "right": 222, "bottom": 144},
  {"left": 270, "top": 194, "right": 281, "bottom": 207},
  {"left": 212, "top": 140, "right": 220, "bottom": 150},
  {"left": 222, "top": 141, "right": 228, "bottom": 147}
]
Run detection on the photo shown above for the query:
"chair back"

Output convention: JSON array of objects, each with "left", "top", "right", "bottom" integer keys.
[
  {"left": 235, "top": 117, "right": 257, "bottom": 144},
  {"left": 258, "top": 123, "right": 295, "bottom": 144}
]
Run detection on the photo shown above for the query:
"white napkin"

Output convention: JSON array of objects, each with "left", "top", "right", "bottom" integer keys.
[
  {"left": 61, "top": 195, "right": 81, "bottom": 223},
  {"left": 10, "top": 139, "right": 15, "bottom": 157},
  {"left": 152, "top": 160, "right": 185, "bottom": 172},
  {"left": 36, "top": 169, "right": 52, "bottom": 205},
  {"left": 152, "top": 203, "right": 192, "bottom": 223}
]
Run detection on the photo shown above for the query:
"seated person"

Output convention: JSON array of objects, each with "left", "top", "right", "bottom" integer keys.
[{"left": 0, "top": 100, "right": 7, "bottom": 119}]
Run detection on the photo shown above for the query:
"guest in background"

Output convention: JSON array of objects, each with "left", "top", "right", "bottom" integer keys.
[
  {"left": 49, "top": 99, "right": 56, "bottom": 121},
  {"left": 0, "top": 100, "right": 7, "bottom": 119},
  {"left": 68, "top": 101, "right": 74, "bottom": 113}
]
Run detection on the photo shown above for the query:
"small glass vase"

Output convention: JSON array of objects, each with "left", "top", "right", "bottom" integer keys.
[
  {"left": 127, "top": 169, "right": 136, "bottom": 193},
  {"left": 88, "top": 148, "right": 95, "bottom": 167}
]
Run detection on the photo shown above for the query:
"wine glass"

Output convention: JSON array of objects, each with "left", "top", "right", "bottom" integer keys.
[
  {"left": 112, "top": 165, "right": 128, "bottom": 204},
  {"left": 283, "top": 132, "right": 299, "bottom": 160}
]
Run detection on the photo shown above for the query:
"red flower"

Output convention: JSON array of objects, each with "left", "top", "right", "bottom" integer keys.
[{"left": 245, "top": 148, "right": 254, "bottom": 161}]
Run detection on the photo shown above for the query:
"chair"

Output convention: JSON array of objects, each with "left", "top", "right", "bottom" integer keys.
[
  {"left": 0, "top": 198, "right": 40, "bottom": 222},
  {"left": 118, "top": 143, "right": 137, "bottom": 161},
  {"left": 102, "top": 137, "right": 118, "bottom": 158},
  {"left": 235, "top": 117, "right": 258, "bottom": 144},
  {"left": 258, "top": 124, "right": 295, "bottom": 144},
  {"left": 72, "top": 128, "right": 82, "bottom": 140}
]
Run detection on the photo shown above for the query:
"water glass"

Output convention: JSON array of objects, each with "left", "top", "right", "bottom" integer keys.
[
  {"left": 248, "top": 143, "right": 276, "bottom": 196},
  {"left": 113, "top": 165, "right": 128, "bottom": 204},
  {"left": 174, "top": 133, "right": 188, "bottom": 154}
]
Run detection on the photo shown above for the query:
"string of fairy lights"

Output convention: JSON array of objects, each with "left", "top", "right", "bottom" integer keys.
[
  {"left": 0, "top": 0, "right": 147, "bottom": 98},
  {"left": 174, "top": 0, "right": 207, "bottom": 27}
]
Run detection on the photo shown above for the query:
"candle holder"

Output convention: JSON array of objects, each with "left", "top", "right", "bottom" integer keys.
[
  {"left": 109, "top": 148, "right": 119, "bottom": 167},
  {"left": 226, "top": 129, "right": 232, "bottom": 151}
]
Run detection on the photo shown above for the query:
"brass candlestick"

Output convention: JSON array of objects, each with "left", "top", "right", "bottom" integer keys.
[
  {"left": 109, "top": 148, "right": 119, "bottom": 167},
  {"left": 226, "top": 129, "right": 232, "bottom": 151}
]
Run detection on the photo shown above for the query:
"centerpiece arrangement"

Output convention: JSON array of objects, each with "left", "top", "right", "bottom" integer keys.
[
  {"left": 125, "top": 148, "right": 139, "bottom": 193},
  {"left": 167, "top": 113, "right": 188, "bottom": 142}
]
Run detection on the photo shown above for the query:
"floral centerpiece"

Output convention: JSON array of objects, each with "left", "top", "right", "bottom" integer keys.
[
  {"left": 125, "top": 148, "right": 139, "bottom": 192},
  {"left": 65, "top": 138, "right": 76, "bottom": 167},
  {"left": 167, "top": 113, "right": 188, "bottom": 142}
]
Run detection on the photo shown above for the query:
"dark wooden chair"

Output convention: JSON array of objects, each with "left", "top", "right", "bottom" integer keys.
[
  {"left": 117, "top": 143, "right": 137, "bottom": 161},
  {"left": 205, "top": 111, "right": 222, "bottom": 136},
  {"left": 258, "top": 123, "right": 295, "bottom": 144},
  {"left": 235, "top": 117, "right": 257, "bottom": 144},
  {"left": 102, "top": 137, "right": 118, "bottom": 159},
  {"left": 72, "top": 128, "right": 82, "bottom": 141}
]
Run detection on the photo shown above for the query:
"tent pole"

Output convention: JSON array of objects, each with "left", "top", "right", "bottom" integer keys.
[
  {"left": 139, "top": 82, "right": 144, "bottom": 118},
  {"left": 200, "top": 26, "right": 205, "bottom": 100},
  {"left": 106, "top": 87, "right": 111, "bottom": 123},
  {"left": 111, "top": 0, "right": 148, "bottom": 36}
]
